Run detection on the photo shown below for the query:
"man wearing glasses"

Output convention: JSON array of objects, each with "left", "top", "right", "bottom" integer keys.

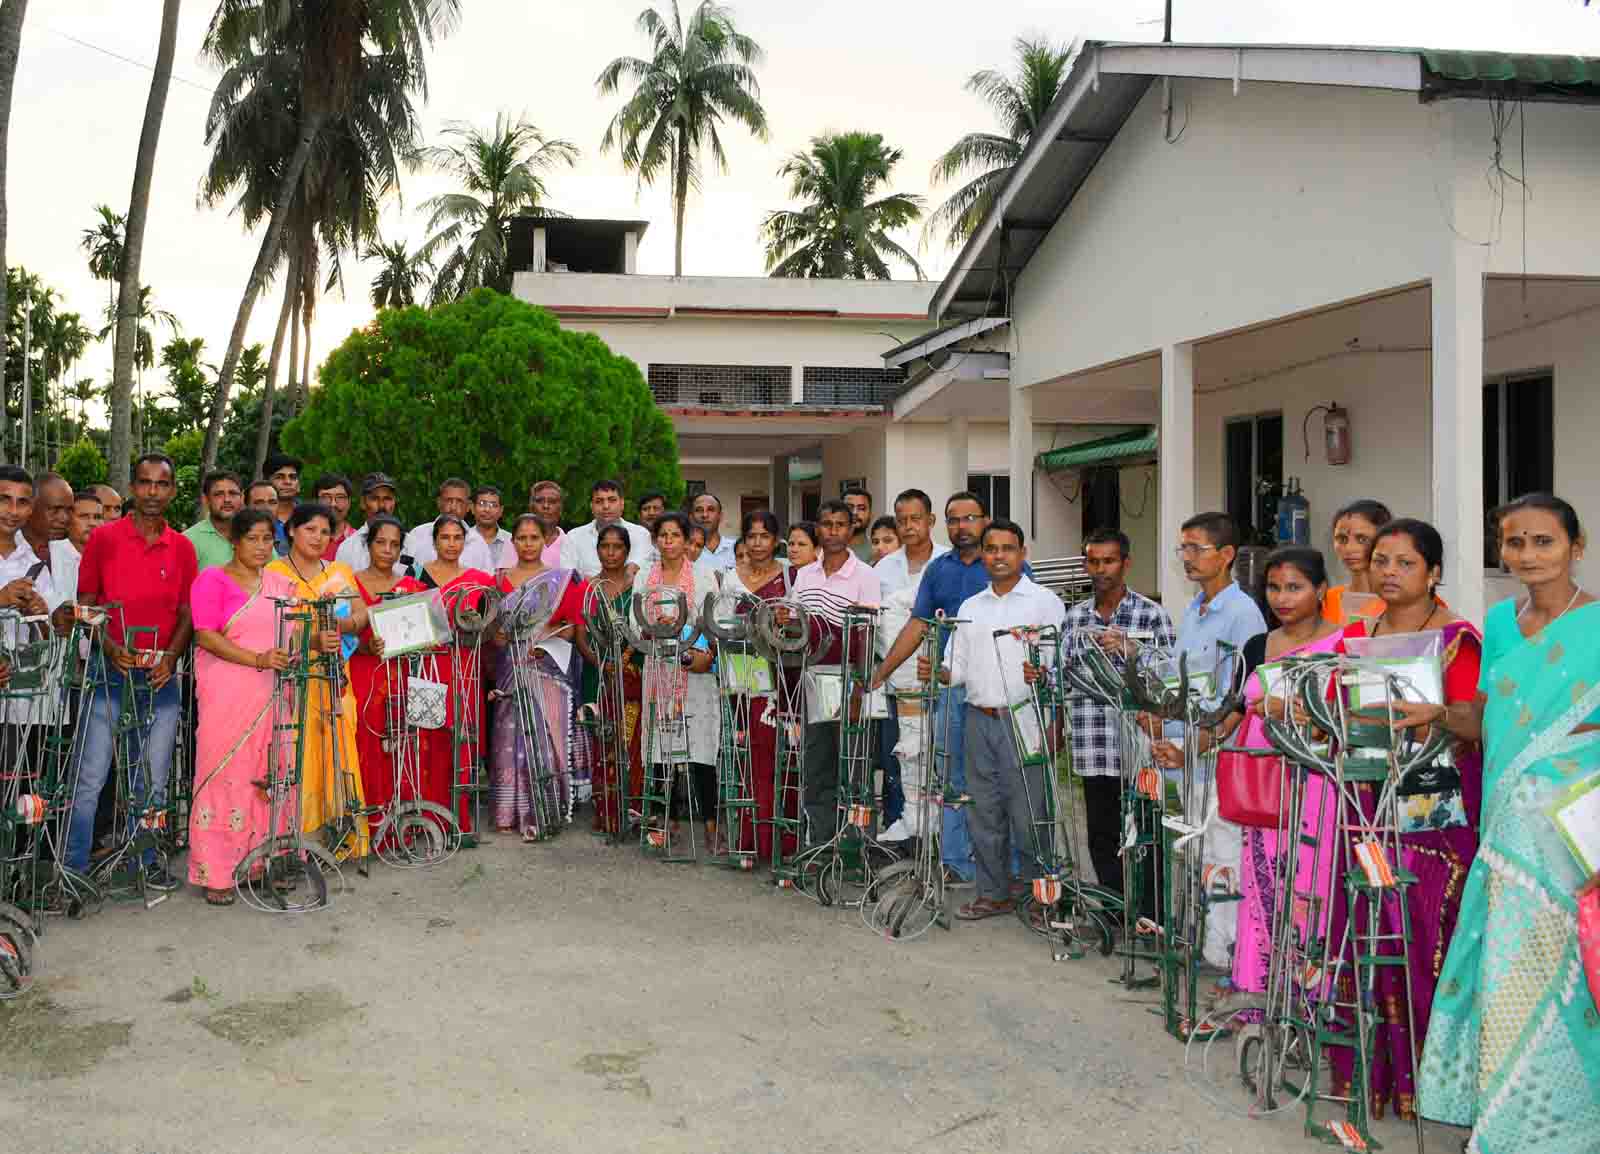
[
  {"left": 871, "top": 490, "right": 1029, "bottom": 884},
  {"left": 1153, "top": 511, "right": 1264, "bottom": 970},
  {"left": 470, "top": 484, "right": 512, "bottom": 569}
]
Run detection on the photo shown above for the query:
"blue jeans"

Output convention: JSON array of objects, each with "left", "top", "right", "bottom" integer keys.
[
  {"left": 66, "top": 668, "right": 181, "bottom": 873},
  {"left": 935, "top": 685, "right": 975, "bottom": 879}
]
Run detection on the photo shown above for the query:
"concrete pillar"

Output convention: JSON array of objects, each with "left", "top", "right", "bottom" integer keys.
[
  {"left": 790, "top": 364, "right": 805, "bottom": 405},
  {"left": 769, "top": 453, "right": 790, "bottom": 524},
  {"left": 1008, "top": 385, "right": 1034, "bottom": 538},
  {"left": 532, "top": 226, "right": 547, "bottom": 273},
  {"left": 947, "top": 415, "right": 971, "bottom": 508},
  {"left": 1158, "top": 342, "right": 1196, "bottom": 610},
  {"left": 623, "top": 229, "right": 639, "bottom": 274},
  {"left": 1430, "top": 252, "right": 1486, "bottom": 626}
]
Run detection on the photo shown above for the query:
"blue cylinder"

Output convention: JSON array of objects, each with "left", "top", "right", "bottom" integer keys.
[{"left": 1276, "top": 481, "right": 1310, "bottom": 546}]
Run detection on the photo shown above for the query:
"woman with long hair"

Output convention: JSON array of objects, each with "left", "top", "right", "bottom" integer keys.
[
  {"left": 265, "top": 503, "right": 371, "bottom": 860},
  {"left": 1419, "top": 493, "right": 1600, "bottom": 1150},
  {"left": 490, "top": 514, "right": 589, "bottom": 840},
  {"left": 187, "top": 509, "right": 295, "bottom": 905}
]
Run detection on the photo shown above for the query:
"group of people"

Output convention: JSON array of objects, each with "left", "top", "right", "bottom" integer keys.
[{"left": 5, "top": 448, "right": 1593, "bottom": 1152}]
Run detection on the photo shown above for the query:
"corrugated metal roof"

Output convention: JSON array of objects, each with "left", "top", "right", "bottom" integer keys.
[
  {"left": 1036, "top": 427, "right": 1157, "bottom": 472},
  {"left": 1420, "top": 52, "right": 1600, "bottom": 101}
]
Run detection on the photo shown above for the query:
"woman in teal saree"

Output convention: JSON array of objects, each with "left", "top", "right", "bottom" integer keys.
[{"left": 1419, "top": 493, "right": 1600, "bottom": 1152}]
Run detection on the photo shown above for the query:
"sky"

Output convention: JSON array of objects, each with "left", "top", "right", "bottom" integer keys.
[{"left": 9, "top": 0, "right": 1600, "bottom": 416}]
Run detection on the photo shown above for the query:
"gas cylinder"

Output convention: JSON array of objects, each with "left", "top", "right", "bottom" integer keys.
[{"left": 1276, "top": 479, "right": 1310, "bottom": 546}]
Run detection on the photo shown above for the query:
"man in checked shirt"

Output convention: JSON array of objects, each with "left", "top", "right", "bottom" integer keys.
[{"left": 1060, "top": 529, "right": 1174, "bottom": 899}]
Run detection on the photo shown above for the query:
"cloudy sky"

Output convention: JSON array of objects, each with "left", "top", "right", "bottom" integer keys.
[{"left": 10, "top": 0, "right": 1600, "bottom": 407}]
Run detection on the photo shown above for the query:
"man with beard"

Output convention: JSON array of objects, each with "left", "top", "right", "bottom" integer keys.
[
  {"left": 185, "top": 470, "right": 244, "bottom": 572},
  {"left": 264, "top": 452, "right": 303, "bottom": 554},
  {"left": 335, "top": 472, "right": 400, "bottom": 572},
  {"left": 558, "top": 478, "right": 650, "bottom": 579},
  {"left": 842, "top": 486, "right": 873, "bottom": 561},
  {"left": 928, "top": 520, "right": 1065, "bottom": 920},
  {"left": 67, "top": 453, "right": 197, "bottom": 891},
  {"left": 1060, "top": 528, "right": 1174, "bottom": 900},
  {"left": 870, "top": 491, "right": 1029, "bottom": 884}
]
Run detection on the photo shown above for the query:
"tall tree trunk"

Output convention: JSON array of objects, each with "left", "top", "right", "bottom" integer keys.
[
  {"left": 284, "top": 279, "right": 301, "bottom": 419},
  {"left": 108, "top": 0, "right": 179, "bottom": 493},
  {"left": 298, "top": 268, "right": 313, "bottom": 410},
  {"left": 254, "top": 262, "right": 295, "bottom": 479},
  {"left": 0, "top": 0, "right": 28, "bottom": 464},
  {"left": 672, "top": 131, "right": 688, "bottom": 277},
  {"left": 201, "top": 114, "right": 323, "bottom": 470}
]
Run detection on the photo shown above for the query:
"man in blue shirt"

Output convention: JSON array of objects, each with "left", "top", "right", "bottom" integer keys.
[
  {"left": 871, "top": 490, "right": 1030, "bottom": 883},
  {"left": 1153, "top": 511, "right": 1265, "bottom": 972}
]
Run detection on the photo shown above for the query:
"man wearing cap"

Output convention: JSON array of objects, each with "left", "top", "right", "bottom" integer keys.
[
  {"left": 263, "top": 452, "right": 302, "bottom": 554},
  {"left": 334, "top": 472, "right": 401, "bottom": 572}
]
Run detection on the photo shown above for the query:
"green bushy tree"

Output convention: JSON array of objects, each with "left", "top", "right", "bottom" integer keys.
[
  {"left": 282, "top": 290, "right": 682, "bottom": 525},
  {"left": 57, "top": 437, "right": 107, "bottom": 493}
]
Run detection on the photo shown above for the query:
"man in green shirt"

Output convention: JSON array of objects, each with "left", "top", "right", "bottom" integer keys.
[{"left": 185, "top": 469, "right": 243, "bottom": 571}]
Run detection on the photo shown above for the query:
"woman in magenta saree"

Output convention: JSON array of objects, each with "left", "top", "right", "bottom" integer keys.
[{"left": 1329, "top": 519, "right": 1484, "bottom": 1122}]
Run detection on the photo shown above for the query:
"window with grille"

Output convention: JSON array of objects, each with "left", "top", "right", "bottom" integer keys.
[
  {"left": 1483, "top": 371, "right": 1554, "bottom": 568},
  {"left": 1224, "top": 412, "right": 1283, "bottom": 546},
  {"left": 647, "top": 363, "right": 790, "bottom": 407},
  {"left": 801, "top": 366, "right": 905, "bottom": 406}
]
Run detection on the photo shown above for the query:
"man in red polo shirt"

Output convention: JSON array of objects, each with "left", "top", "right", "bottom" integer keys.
[{"left": 65, "top": 452, "right": 197, "bottom": 889}]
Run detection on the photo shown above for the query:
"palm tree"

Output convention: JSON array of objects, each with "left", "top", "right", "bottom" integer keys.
[
  {"left": 925, "top": 36, "right": 1075, "bottom": 250},
  {"left": 368, "top": 237, "right": 430, "bottom": 309},
  {"left": 99, "top": 284, "right": 177, "bottom": 452},
  {"left": 68, "top": 376, "right": 99, "bottom": 429},
  {"left": 0, "top": 0, "right": 28, "bottom": 461},
  {"left": 199, "top": 0, "right": 460, "bottom": 471},
  {"left": 107, "top": 0, "right": 181, "bottom": 491},
  {"left": 418, "top": 113, "right": 577, "bottom": 302},
  {"left": 596, "top": 1, "right": 767, "bottom": 276},
  {"left": 80, "top": 205, "right": 126, "bottom": 321},
  {"left": 760, "top": 132, "right": 924, "bottom": 280}
]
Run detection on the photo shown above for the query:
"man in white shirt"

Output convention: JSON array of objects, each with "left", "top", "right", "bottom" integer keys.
[
  {"left": 872, "top": 488, "right": 948, "bottom": 839},
  {"left": 933, "top": 518, "right": 1065, "bottom": 921},
  {"left": 470, "top": 484, "right": 512, "bottom": 570},
  {"left": 334, "top": 472, "right": 401, "bottom": 572},
  {"left": 402, "top": 477, "right": 495, "bottom": 572},
  {"left": 689, "top": 492, "right": 736, "bottom": 571},
  {"left": 56, "top": 487, "right": 103, "bottom": 604},
  {"left": 558, "top": 478, "right": 650, "bottom": 579},
  {"left": 19, "top": 471, "right": 72, "bottom": 611}
]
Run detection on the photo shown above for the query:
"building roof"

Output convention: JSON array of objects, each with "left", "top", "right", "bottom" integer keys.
[
  {"left": 882, "top": 316, "right": 1009, "bottom": 368},
  {"left": 1036, "top": 426, "right": 1157, "bottom": 472},
  {"left": 933, "top": 41, "right": 1600, "bottom": 322}
]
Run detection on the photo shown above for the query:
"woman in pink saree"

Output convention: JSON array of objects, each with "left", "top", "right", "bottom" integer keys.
[
  {"left": 187, "top": 509, "right": 295, "bottom": 905},
  {"left": 1227, "top": 547, "right": 1345, "bottom": 995}
]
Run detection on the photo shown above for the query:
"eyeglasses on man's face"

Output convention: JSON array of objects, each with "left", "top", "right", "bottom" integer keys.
[
  {"left": 1174, "top": 543, "right": 1220, "bottom": 559},
  {"left": 946, "top": 513, "right": 983, "bottom": 527}
]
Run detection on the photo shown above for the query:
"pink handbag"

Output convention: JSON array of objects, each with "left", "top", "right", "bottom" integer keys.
[{"left": 1580, "top": 876, "right": 1600, "bottom": 1013}]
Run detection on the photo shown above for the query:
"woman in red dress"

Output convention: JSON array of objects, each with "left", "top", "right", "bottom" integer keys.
[
  {"left": 349, "top": 516, "right": 423, "bottom": 824},
  {"left": 412, "top": 516, "right": 494, "bottom": 834}
]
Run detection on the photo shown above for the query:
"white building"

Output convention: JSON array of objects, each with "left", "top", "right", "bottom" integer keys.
[
  {"left": 509, "top": 217, "right": 934, "bottom": 535},
  {"left": 919, "top": 42, "right": 1600, "bottom": 621}
]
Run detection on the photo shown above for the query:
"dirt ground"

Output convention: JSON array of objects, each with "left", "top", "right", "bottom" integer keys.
[{"left": 1, "top": 831, "right": 1463, "bottom": 1154}]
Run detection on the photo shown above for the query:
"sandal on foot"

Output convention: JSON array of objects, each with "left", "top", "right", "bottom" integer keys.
[
  {"left": 204, "top": 887, "right": 235, "bottom": 907},
  {"left": 956, "top": 897, "right": 1014, "bottom": 921}
]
